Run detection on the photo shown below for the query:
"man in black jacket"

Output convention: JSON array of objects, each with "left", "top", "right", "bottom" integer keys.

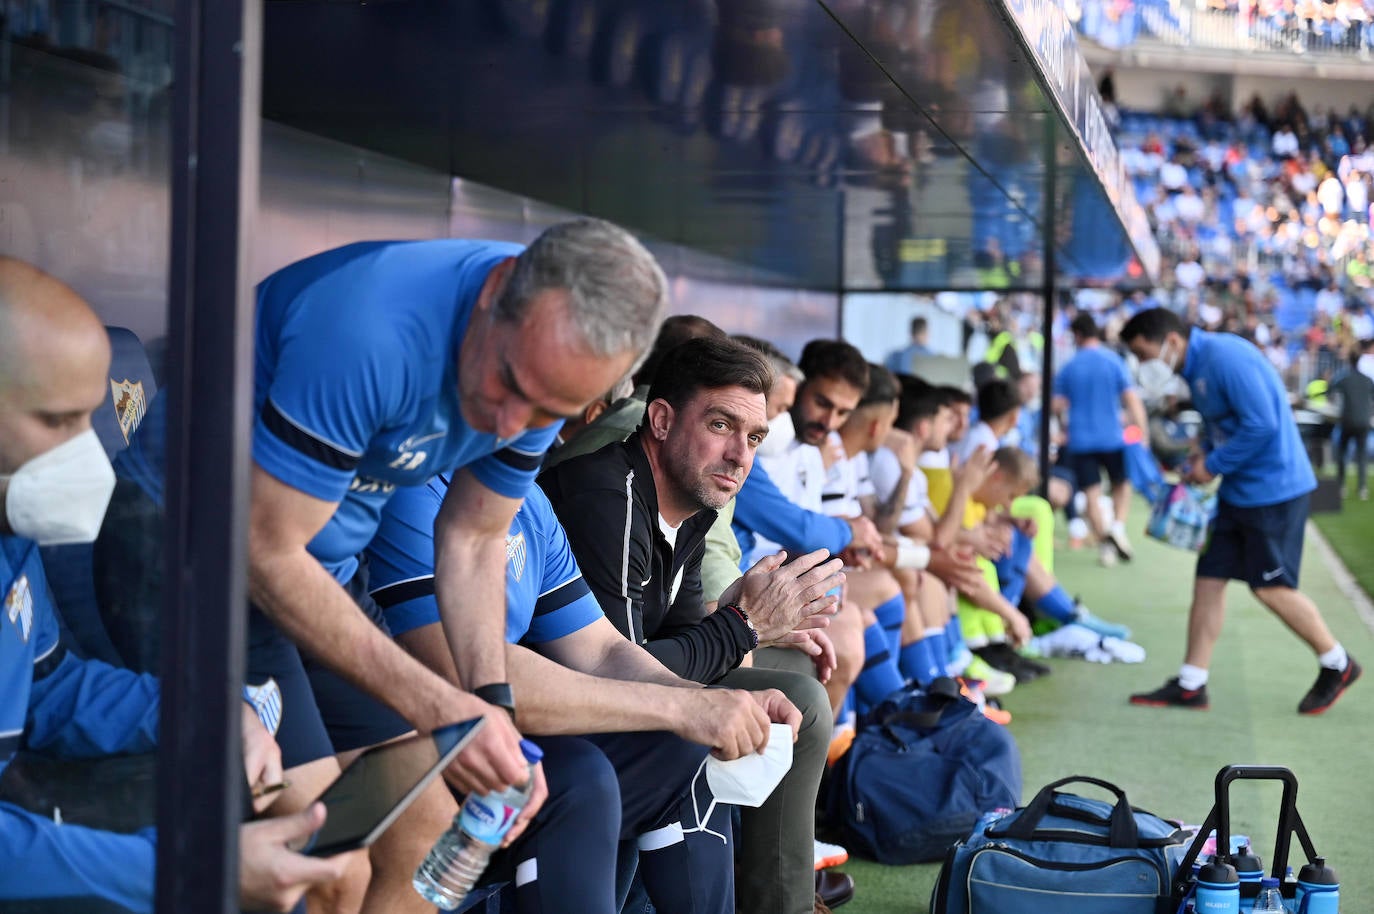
[
  {"left": 541, "top": 337, "right": 844, "bottom": 914},
  {"left": 1328, "top": 351, "right": 1374, "bottom": 500}
]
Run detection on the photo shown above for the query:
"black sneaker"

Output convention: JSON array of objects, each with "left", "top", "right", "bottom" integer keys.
[
  {"left": 1298, "top": 657, "right": 1362, "bottom": 715},
  {"left": 976, "top": 643, "right": 1051, "bottom": 683},
  {"left": 1129, "top": 677, "right": 1210, "bottom": 709}
]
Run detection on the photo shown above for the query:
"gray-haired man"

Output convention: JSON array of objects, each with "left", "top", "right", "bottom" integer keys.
[{"left": 246, "top": 219, "right": 667, "bottom": 911}]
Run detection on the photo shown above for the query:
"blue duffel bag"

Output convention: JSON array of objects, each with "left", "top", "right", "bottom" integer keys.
[
  {"left": 931, "top": 775, "right": 1189, "bottom": 914},
  {"left": 826, "top": 679, "right": 1021, "bottom": 865}
]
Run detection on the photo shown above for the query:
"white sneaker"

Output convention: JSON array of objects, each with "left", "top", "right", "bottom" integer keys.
[
  {"left": 1098, "top": 542, "right": 1118, "bottom": 567},
  {"left": 1107, "top": 523, "right": 1134, "bottom": 562},
  {"left": 815, "top": 839, "right": 850, "bottom": 870}
]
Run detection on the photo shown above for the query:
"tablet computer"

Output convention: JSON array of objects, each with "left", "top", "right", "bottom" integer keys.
[{"left": 301, "top": 718, "right": 483, "bottom": 857}]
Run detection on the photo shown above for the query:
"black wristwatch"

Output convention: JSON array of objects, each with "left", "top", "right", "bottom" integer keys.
[{"left": 474, "top": 682, "right": 516, "bottom": 720}]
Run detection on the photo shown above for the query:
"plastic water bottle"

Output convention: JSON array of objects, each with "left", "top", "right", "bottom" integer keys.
[
  {"left": 1295, "top": 856, "right": 1339, "bottom": 914},
  {"left": 1196, "top": 855, "right": 1241, "bottom": 914},
  {"left": 1252, "top": 877, "right": 1286, "bottom": 913},
  {"left": 413, "top": 739, "right": 544, "bottom": 910}
]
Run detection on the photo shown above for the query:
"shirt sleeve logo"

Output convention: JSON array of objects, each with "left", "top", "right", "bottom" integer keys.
[
  {"left": 110, "top": 378, "right": 148, "bottom": 445},
  {"left": 506, "top": 532, "right": 528, "bottom": 583},
  {"left": 5, "top": 574, "right": 33, "bottom": 643}
]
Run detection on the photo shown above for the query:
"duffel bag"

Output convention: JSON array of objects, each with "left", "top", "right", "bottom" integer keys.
[
  {"left": 825, "top": 679, "right": 1021, "bottom": 865},
  {"left": 932, "top": 775, "right": 1189, "bottom": 914}
]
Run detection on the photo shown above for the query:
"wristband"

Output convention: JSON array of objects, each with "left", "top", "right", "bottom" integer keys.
[
  {"left": 242, "top": 678, "right": 283, "bottom": 737},
  {"left": 722, "top": 602, "right": 760, "bottom": 649},
  {"left": 474, "top": 682, "right": 517, "bottom": 721},
  {"left": 894, "top": 535, "right": 931, "bottom": 570}
]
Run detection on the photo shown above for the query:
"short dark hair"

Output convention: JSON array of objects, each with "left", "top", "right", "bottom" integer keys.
[
  {"left": 859, "top": 363, "right": 900, "bottom": 409},
  {"left": 644, "top": 336, "right": 774, "bottom": 414},
  {"left": 939, "top": 384, "right": 972, "bottom": 406},
  {"left": 1120, "top": 307, "right": 1186, "bottom": 345},
  {"left": 633, "top": 315, "right": 727, "bottom": 387},
  {"left": 1070, "top": 313, "right": 1100, "bottom": 340},
  {"left": 798, "top": 339, "right": 869, "bottom": 391},
  {"left": 910, "top": 316, "right": 928, "bottom": 337},
  {"left": 976, "top": 377, "right": 1020, "bottom": 423},
  {"left": 896, "top": 375, "right": 944, "bottom": 430}
]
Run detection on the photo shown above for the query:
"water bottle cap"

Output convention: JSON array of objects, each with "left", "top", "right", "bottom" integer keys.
[
  {"left": 519, "top": 739, "right": 544, "bottom": 764},
  {"left": 1199, "top": 857, "right": 1239, "bottom": 883},
  {"left": 1298, "top": 855, "right": 1339, "bottom": 884},
  {"left": 1261, "top": 877, "right": 1280, "bottom": 889}
]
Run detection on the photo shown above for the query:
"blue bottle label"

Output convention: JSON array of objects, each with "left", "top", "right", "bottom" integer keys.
[{"left": 459, "top": 793, "right": 518, "bottom": 844}]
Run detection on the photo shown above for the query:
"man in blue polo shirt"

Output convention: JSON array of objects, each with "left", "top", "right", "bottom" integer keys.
[
  {"left": 367, "top": 480, "right": 798, "bottom": 913},
  {"left": 0, "top": 257, "right": 357, "bottom": 913},
  {"left": 246, "top": 220, "right": 667, "bottom": 910},
  {"left": 1052, "top": 312, "right": 1148, "bottom": 567},
  {"left": 1121, "top": 308, "right": 1360, "bottom": 715}
]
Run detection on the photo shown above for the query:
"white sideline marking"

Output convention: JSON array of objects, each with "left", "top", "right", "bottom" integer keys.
[{"left": 1306, "top": 521, "right": 1374, "bottom": 636}]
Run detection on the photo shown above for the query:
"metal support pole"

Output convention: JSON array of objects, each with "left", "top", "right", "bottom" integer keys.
[
  {"left": 158, "top": 0, "right": 260, "bottom": 911},
  {"left": 1038, "top": 118, "right": 1057, "bottom": 498}
]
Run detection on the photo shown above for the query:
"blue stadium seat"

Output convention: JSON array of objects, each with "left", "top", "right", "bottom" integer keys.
[{"left": 41, "top": 326, "right": 157, "bottom": 666}]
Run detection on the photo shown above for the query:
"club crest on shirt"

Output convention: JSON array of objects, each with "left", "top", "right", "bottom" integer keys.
[
  {"left": 5, "top": 574, "right": 33, "bottom": 643},
  {"left": 505, "top": 532, "right": 528, "bottom": 583},
  {"left": 110, "top": 378, "right": 147, "bottom": 445}
]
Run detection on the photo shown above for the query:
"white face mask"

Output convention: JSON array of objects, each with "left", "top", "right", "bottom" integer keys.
[
  {"left": 1136, "top": 339, "right": 1179, "bottom": 403},
  {"left": 755, "top": 410, "right": 796, "bottom": 458},
  {"left": 682, "top": 723, "right": 794, "bottom": 844},
  {"left": 2, "top": 429, "right": 115, "bottom": 545}
]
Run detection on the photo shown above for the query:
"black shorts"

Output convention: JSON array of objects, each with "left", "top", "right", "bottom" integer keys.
[
  {"left": 1060, "top": 448, "right": 1127, "bottom": 491},
  {"left": 1196, "top": 493, "right": 1309, "bottom": 590},
  {"left": 245, "top": 555, "right": 413, "bottom": 769}
]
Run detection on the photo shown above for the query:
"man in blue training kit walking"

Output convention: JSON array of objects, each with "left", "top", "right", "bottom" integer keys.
[{"left": 1121, "top": 308, "right": 1360, "bottom": 715}]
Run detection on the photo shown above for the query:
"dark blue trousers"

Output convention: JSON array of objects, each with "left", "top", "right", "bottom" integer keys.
[{"left": 479, "top": 731, "right": 731, "bottom": 914}]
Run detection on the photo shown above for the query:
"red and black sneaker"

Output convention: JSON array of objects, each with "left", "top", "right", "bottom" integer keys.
[
  {"left": 1298, "top": 657, "right": 1362, "bottom": 715},
  {"left": 1129, "top": 677, "right": 1210, "bottom": 710}
]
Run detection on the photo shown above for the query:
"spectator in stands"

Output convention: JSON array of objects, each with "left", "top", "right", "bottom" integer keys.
[
  {"left": 540, "top": 337, "right": 843, "bottom": 914},
  {"left": 0, "top": 256, "right": 360, "bottom": 913},
  {"left": 1122, "top": 307, "right": 1361, "bottom": 715},
  {"left": 1327, "top": 350, "right": 1374, "bottom": 498},
  {"left": 367, "top": 480, "right": 799, "bottom": 914},
  {"left": 885, "top": 315, "right": 933, "bottom": 374},
  {"left": 245, "top": 220, "right": 666, "bottom": 911},
  {"left": 1053, "top": 313, "right": 1150, "bottom": 568}
]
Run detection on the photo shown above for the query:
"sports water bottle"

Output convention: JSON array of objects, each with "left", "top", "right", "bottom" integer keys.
[
  {"left": 1195, "top": 855, "right": 1241, "bottom": 914},
  {"left": 413, "top": 739, "right": 544, "bottom": 910},
  {"left": 1252, "top": 877, "right": 1286, "bottom": 913},
  {"left": 1295, "top": 856, "right": 1339, "bottom": 913},
  {"left": 1233, "top": 843, "right": 1263, "bottom": 909}
]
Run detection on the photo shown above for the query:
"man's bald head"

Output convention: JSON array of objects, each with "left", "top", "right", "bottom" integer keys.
[{"left": 0, "top": 257, "right": 111, "bottom": 477}]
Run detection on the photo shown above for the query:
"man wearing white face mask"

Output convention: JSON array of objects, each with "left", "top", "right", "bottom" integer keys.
[
  {"left": 0, "top": 257, "right": 361, "bottom": 912},
  {"left": 1121, "top": 308, "right": 1360, "bottom": 716}
]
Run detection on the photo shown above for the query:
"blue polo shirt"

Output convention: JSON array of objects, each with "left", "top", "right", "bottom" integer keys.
[
  {"left": 2, "top": 535, "right": 160, "bottom": 911},
  {"left": 366, "top": 478, "right": 603, "bottom": 643},
  {"left": 253, "top": 240, "right": 562, "bottom": 582},
  {"left": 1182, "top": 329, "right": 1316, "bottom": 507},
  {"left": 1053, "top": 343, "right": 1134, "bottom": 453}
]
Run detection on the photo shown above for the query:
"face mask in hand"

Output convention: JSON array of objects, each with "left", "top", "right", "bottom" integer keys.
[
  {"left": 2, "top": 429, "right": 115, "bottom": 545},
  {"left": 683, "top": 723, "right": 794, "bottom": 844}
]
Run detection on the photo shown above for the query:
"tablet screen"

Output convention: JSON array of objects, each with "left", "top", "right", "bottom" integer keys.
[{"left": 305, "top": 718, "right": 482, "bottom": 857}]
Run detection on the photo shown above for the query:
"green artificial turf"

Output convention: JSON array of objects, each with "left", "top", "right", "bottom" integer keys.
[
  {"left": 1313, "top": 490, "right": 1374, "bottom": 599},
  {"left": 832, "top": 503, "right": 1374, "bottom": 913}
]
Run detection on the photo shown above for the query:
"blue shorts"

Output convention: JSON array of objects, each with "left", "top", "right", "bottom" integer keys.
[
  {"left": 1060, "top": 448, "right": 1126, "bottom": 491},
  {"left": 246, "top": 555, "right": 412, "bottom": 769},
  {"left": 1196, "top": 493, "right": 1309, "bottom": 590}
]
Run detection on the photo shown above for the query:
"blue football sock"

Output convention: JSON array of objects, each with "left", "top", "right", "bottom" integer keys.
[
  {"left": 873, "top": 592, "right": 906, "bottom": 658},
  {"left": 899, "top": 639, "right": 944, "bottom": 686},
  {"left": 854, "top": 623, "right": 905, "bottom": 708},
  {"left": 945, "top": 615, "right": 967, "bottom": 653},
  {"left": 924, "top": 629, "right": 950, "bottom": 676},
  {"left": 1035, "top": 585, "right": 1078, "bottom": 625}
]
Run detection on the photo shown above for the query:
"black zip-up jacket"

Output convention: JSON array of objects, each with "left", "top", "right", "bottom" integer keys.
[{"left": 539, "top": 434, "right": 755, "bottom": 684}]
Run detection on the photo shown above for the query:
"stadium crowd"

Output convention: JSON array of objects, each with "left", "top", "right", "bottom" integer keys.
[{"left": 4, "top": 96, "right": 1371, "bottom": 910}]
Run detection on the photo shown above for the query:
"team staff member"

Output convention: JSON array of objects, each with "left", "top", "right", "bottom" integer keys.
[
  {"left": 246, "top": 219, "right": 666, "bottom": 910},
  {"left": 368, "top": 481, "right": 800, "bottom": 913},
  {"left": 541, "top": 338, "right": 841, "bottom": 914},
  {"left": 1122, "top": 308, "right": 1360, "bottom": 715},
  {"left": 0, "top": 257, "right": 357, "bottom": 913},
  {"left": 1052, "top": 312, "right": 1148, "bottom": 567}
]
